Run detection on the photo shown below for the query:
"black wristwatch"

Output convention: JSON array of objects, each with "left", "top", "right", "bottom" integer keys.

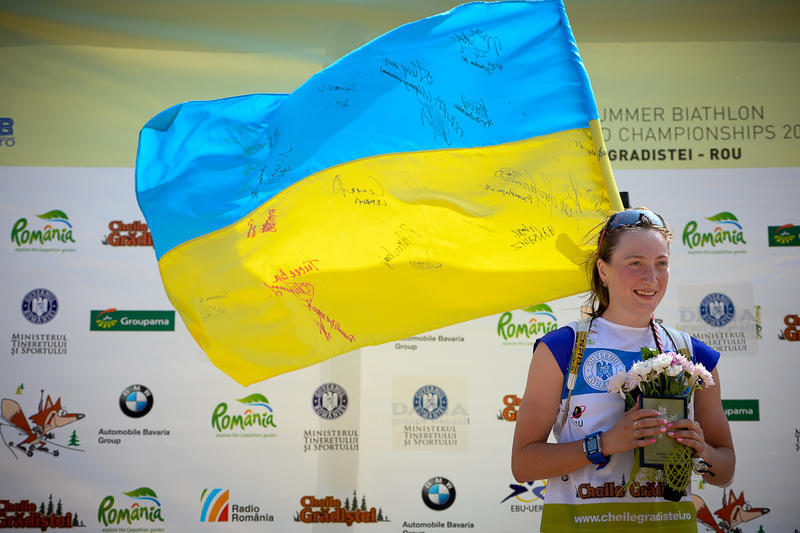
[{"left": 583, "top": 431, "right": 610, "bottom": 464}]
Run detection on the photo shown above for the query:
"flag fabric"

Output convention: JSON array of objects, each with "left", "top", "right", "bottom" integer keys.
[{"left": 135, "top": 0, "right": 621, "bottom": 385}]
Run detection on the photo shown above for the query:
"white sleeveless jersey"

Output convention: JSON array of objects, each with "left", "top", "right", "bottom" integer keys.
[{"left": 538, "top": 317, "right": 715, "bottom": 532}]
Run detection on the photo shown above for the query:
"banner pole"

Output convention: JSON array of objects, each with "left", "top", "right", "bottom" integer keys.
[{"left": 589, "top": 119, "right": 624, "bottom": 212}]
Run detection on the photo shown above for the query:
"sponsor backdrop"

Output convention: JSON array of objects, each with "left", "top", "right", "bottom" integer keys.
[{"left": 1, "top": 1, "right": 798, "bottom": 532}]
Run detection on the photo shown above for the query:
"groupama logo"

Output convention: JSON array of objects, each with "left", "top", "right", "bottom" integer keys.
[
  {"left": 768, "top": 223, "right": 800, "bottom": 247},
  {"left": 11, "top": 210, "right": 76, "bottom": 249},
  {"left": 90, "top": 309, "right": 175, "bottom": 331},
  {"left": 97, "top": 487, "right": 165, "bottom": 527},
  {"left": 683, "top": 211, "right": 747, "bottom": 250},
  {"left": 497, "top": 304, "right": 558, "bottom": 343}
]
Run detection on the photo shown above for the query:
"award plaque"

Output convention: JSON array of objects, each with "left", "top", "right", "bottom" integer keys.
[{"left": 638, "top": 394, "right": 688, "bottom": 468}]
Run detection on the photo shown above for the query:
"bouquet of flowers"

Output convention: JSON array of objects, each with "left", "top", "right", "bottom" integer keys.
[
  {"left": 608, "top": 348, "right": 714, "bottom": 407},
  {"left": 607, "top": 347, "right": 714, "bottom": 500}
]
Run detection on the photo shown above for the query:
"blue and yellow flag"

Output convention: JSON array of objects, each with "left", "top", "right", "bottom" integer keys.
[{"left": 136, "top": 0, "right": 621, "bottom": 385}]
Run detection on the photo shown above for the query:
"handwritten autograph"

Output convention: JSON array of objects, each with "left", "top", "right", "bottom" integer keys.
[
  {"left": 510, "top": 223, "right": 556, "bottom": 251},
  {"left": 454, "top": 96, "right": 493, "bottom": 127},
  {"left": 451, "top": 29, "right": 504, "bottom": 74},
  {"left": 272, "top": 259, "right": 320, "bottom": 283},
  {"left": 246, "top": 209, "right": 278, "bottom": 239},
  {"left": 199, "top": 290, "right": 228, "bottom": 322},
  {"left": 264, "top": 281, "right": 355, "bottom": 343},
  {"left": 379, "top": 57, "right": 464, "bottom": 145},
  {"left": 380, "top": 223, "right": 421, "bottom": 270}
]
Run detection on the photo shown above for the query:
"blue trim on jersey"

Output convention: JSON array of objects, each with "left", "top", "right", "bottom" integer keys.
[
  {"left": 691, "top": 336, "right": 720, "bottom": 372},
  {"left": 535, "top": 325, "right": 722, "bottom": 389},
  {"left": 535, "top": 326, "right": 574, "bottom": 377}
]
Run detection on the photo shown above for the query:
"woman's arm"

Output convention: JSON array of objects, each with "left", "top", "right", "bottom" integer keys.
[
  {"left": 667, "top": 367, "right": 735, "bottom": 486},
  {"left": 511, "top": 341, "right": 589, "bottom": 481},
  {"left": 511, "top": 341, "right": 663, "bottom": 481}
]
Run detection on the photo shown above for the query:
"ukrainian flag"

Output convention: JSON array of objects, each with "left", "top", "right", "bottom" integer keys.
[{"left": 136, "top": 0, "right": 621, "bottom": 385}]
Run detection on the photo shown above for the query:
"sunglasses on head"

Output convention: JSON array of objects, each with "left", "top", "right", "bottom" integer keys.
[
  {"left": 598, "top": 209, "right": 665, "bottom": 252},
  {"left": 606, "top": 209, "right": 664, "bottom": 230}
]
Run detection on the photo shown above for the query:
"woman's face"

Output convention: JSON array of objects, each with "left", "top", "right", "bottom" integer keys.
[{"left": 597, "top": 228, "right": 670, "bottom": 327}]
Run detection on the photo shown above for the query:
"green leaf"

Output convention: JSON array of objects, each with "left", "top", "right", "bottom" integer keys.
[
  {"left": 640, "top": 346, "right": 659, "bottom": 360},
  {"left": 123, "top": 487, "right": 158, "bottom": 499},
  {"left": 36, "top": 210, "right": 69, "bottom": 220},
  {"left": 236, "top": 393, "right": 269, "bottom": 405},
  {"left": 705, "top": 211, "right": 738, "bottom": 223},
  {"left": 522, "top": 303, "right": 553, "bottom": 313}
]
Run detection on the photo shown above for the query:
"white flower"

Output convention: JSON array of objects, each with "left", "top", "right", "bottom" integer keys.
[
  {"left": 665, "top": 364, "right": 683, "bottom": 377},
  {"left": 652, "top": 352, "right": 673, "bottom": 372},
  {"left": 630, "top": 360, "right": 652, "bottom": 379},
  {"left": 607, "top": 371, "right": 627, "bottom": 397},
  {"left": 671, "top": 353, "right": 689, "bottom": 367},
  {"left": 625, "top": 372, "right": 643, "bottom": 392},
  {"left": 691, "top": 362, "right": 715, "bottom": 388}
]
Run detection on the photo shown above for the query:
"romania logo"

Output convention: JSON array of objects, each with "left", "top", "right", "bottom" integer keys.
[
  {"left": 200, "top": 489, "right": 230, "bottom": 522},
  {"left": 211, "top": 393, "right": 277, "bottom": 433},
  {"left": 97, "top": 487, "right": 165, "bottom": 527},
  {"left": 95, "top": 308, "right": 118, "bottom": 328},
  {"left": 11, "top": 209, "right": 76, "bottom": 250},
  {"left": 683, "top": 211, "right": 747, "bottom": 251},
  {"left": 497, "top": 303, "right": 558, "bottom": 344}
]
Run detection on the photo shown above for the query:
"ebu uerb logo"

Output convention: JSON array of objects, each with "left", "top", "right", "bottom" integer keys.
[
  {"left": 497, "top": 304, "right": 558, "bottom": 345},
  {"left": 212, "top": 394, "right": 277, "bottom": 436},
  {"left": 97, "top": 487, "right": 165, "bottom": 530},
  {"left": 682, "top": 211, "right": 747, "bottom": 254},
  {"left": 11, "top": 210, "right": 76, "bottom": 252}
]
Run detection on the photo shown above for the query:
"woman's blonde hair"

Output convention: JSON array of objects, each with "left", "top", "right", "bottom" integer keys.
[{"left": 585, "top": 207, "right": 672, "bottom": 318}]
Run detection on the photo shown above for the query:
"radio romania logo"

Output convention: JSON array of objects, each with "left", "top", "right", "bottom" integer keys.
[
  {"left": 90, "top": 309, "right": 175, "bottom": 331},
  {"left": 200, "top": 489, "right": 274, "bottom": 523},
  {"left": 200, "top": 489, "right": 229, "bottom": 522}
]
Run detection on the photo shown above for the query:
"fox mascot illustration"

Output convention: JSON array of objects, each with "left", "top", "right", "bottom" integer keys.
[
  {"left": 0, "top": 390, "right": 84, "bottom": 458},
  {"left": 693, "top": 490, "right": 770, "bottom": 533}
]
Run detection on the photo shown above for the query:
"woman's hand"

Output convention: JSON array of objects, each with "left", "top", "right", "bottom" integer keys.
[
  {"left": 666, "top": 418, "right": 708, "bottom": 458},
  {"left": 602, "top": 404, "right": 668, "bottom": 456}
]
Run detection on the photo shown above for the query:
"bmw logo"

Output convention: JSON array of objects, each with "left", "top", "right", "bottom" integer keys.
[
  {"left": 413, "top": 385, "right": 448, "bottom": 420},
  {"left": 119, "top": 384, "right": 154, "bottom": 418},
  {"left": 422, "top": 476, "right": 456, "bottom": 510},
  {"left": 21, "top": 288, "right": 58, "bottom": 324}
]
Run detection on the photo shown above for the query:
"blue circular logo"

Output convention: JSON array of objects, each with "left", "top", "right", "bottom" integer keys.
[
  {"left": 119, "top": 384, "right": 153, "bottom": 418},
  {"left": 413, "top": 385, "right": 448, "bottom": 420},
  {"left": 422, "top": 476, "right": 456, "bottom": 510},
  {"left": 312, "top": 383, "right": 348, "bottom": 420},
  {"left": 21, "top": 288, "right": 58, "bottom": 324},
  {"left": 582, "top": 350, "right": 625, "bottom": 391},
  {"left": 700, "top": 292, "right": 735, "bottom": 327}
]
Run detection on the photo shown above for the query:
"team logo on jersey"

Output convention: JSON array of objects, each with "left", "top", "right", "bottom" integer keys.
[
  {"left": 422, "top": 477, "right": 456, "bottom": 511},
  {"left": 700, "top": 293, "right": 735, "bottom": 327},
  {"left": 582, "top": 350, "right": 625, "bottom": 391},
  {"left": 119, "top": 385, "right": 154, "bottom": 418},
  {"left": 312, "top": 383, "right": 348, "bottom": 420},
  {"left": 413, "top": 385, "right": 448, "bottom": 420},
  {"left": 21, "top": 289, "right": 58, "bottom": 325}
]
